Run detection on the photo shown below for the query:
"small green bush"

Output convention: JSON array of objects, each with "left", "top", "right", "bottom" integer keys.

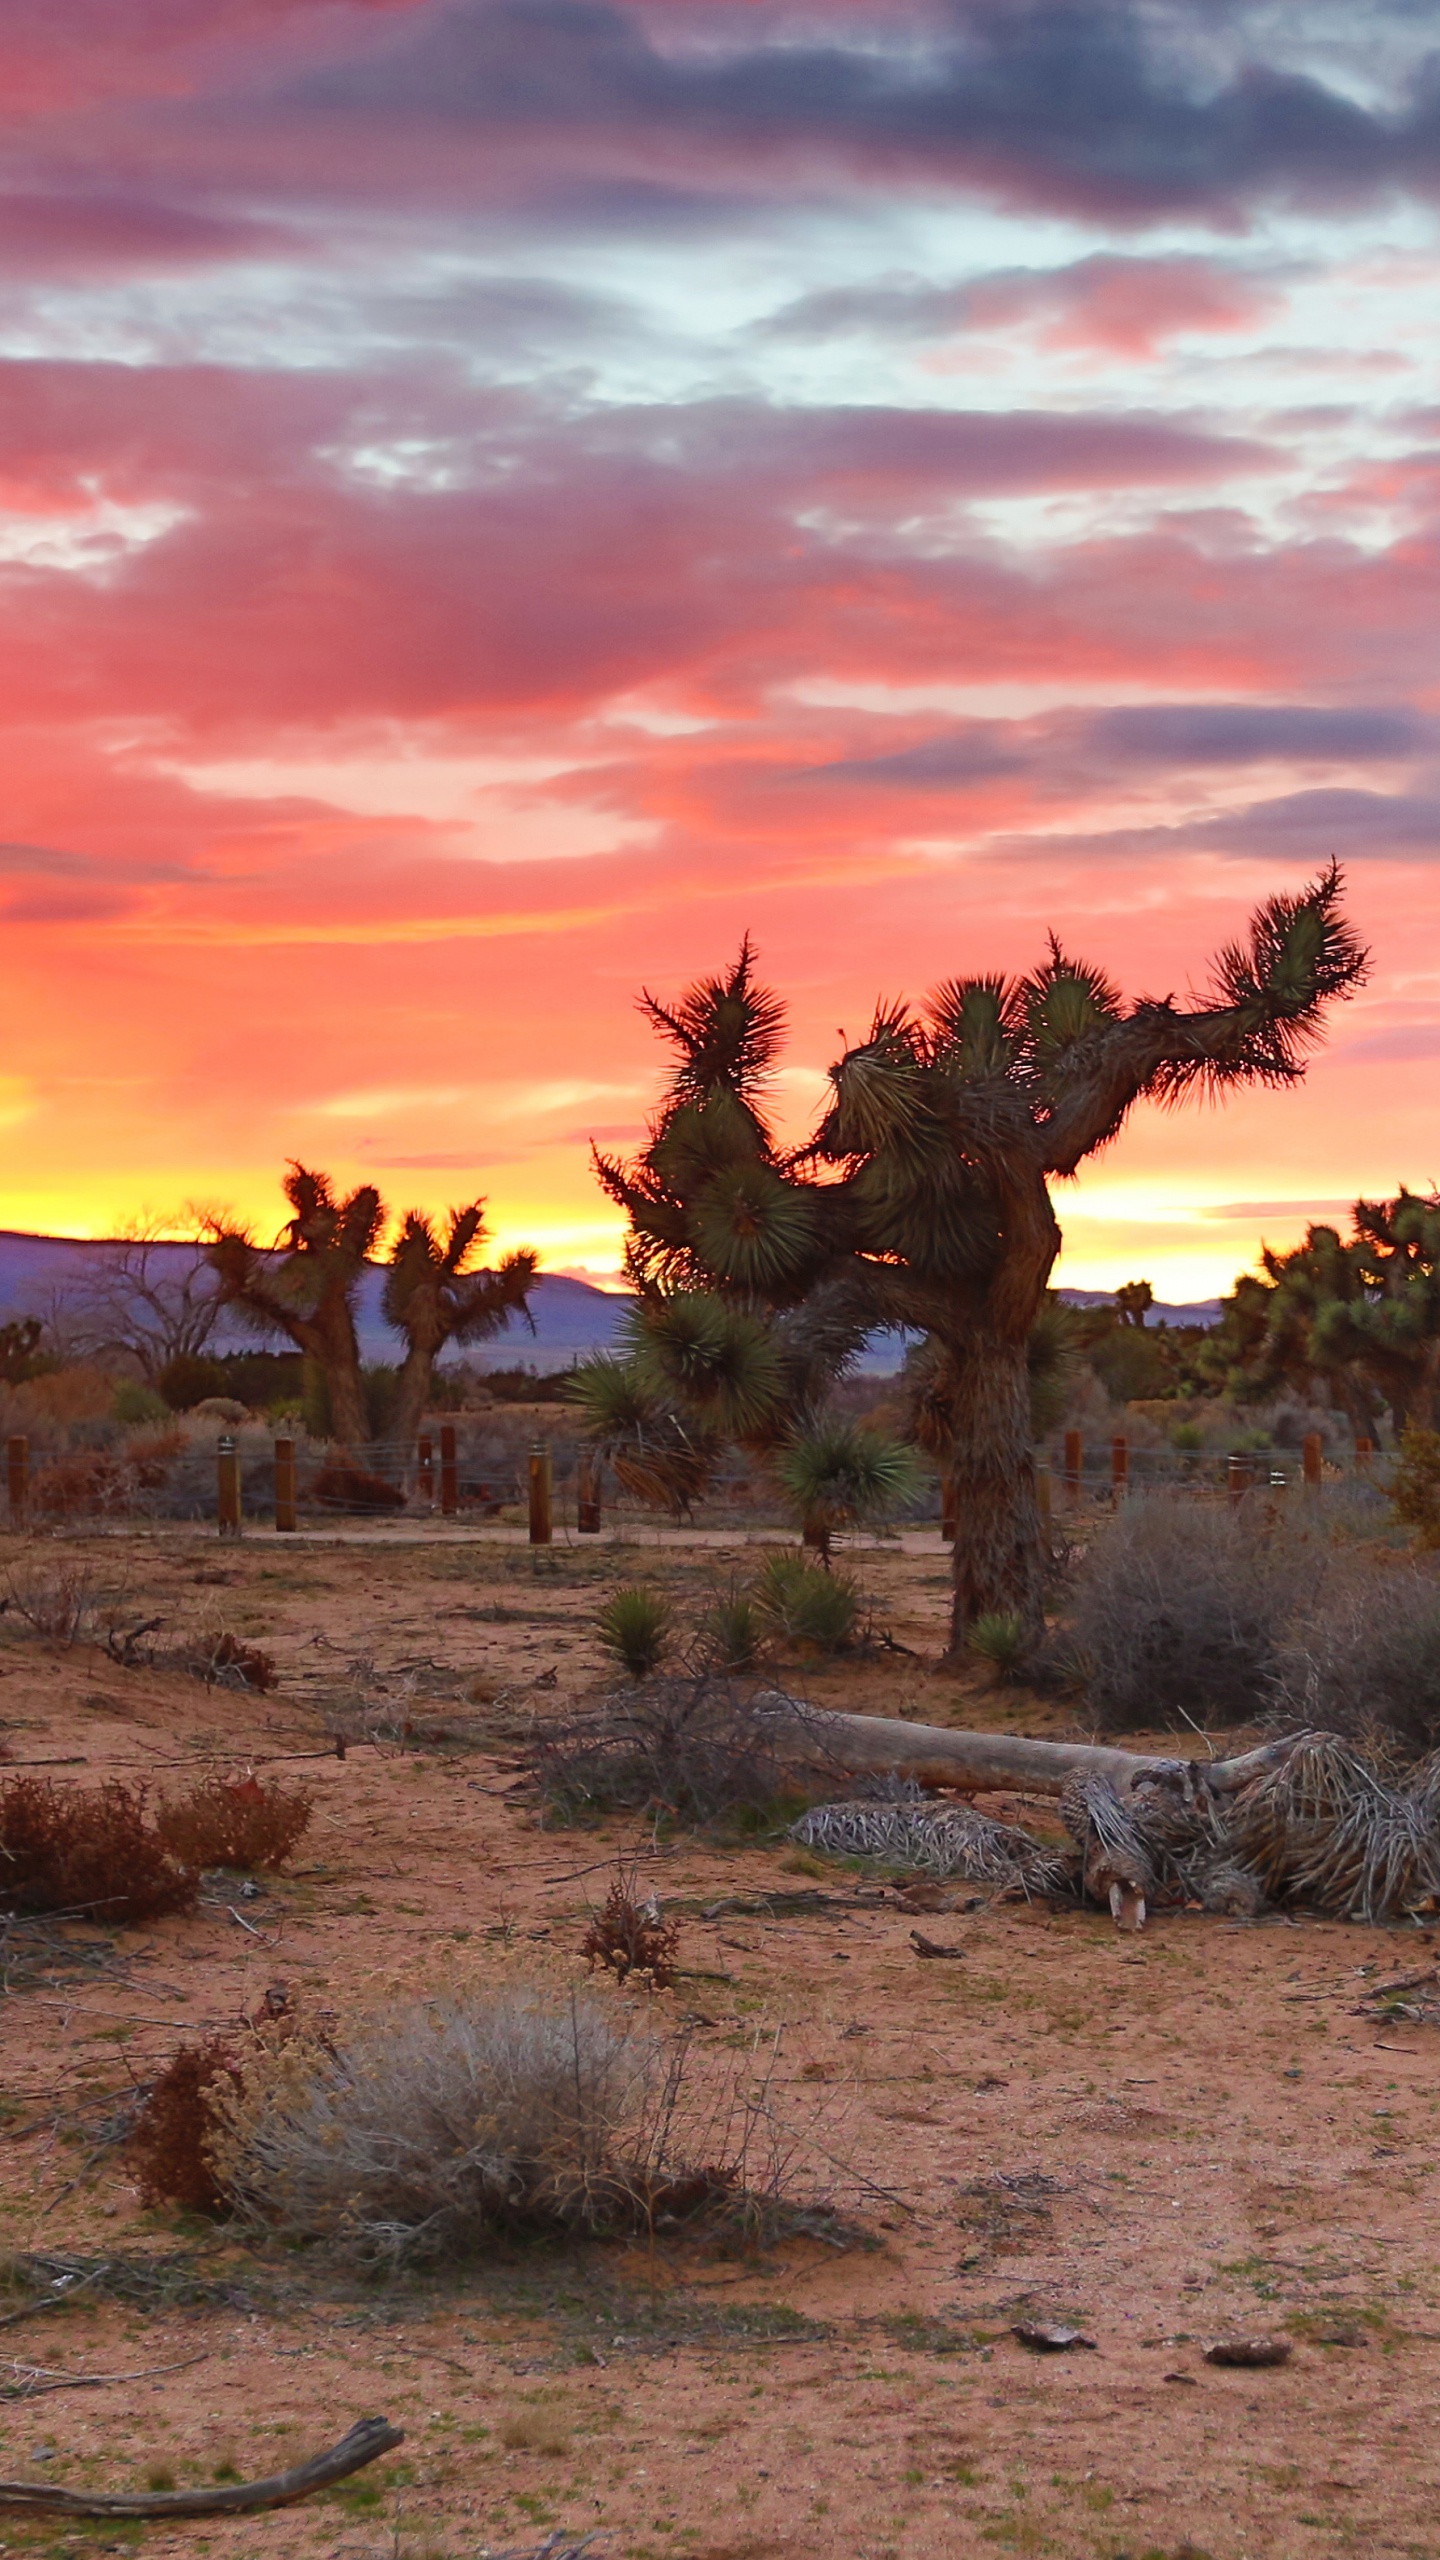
[
  {"left": 699, "top": 1586, "right": 765, "bottom": 1673},
  {"left": 112, "top": 1380, "right": 171, "bottom": 1426},
  {"left": 753, "top": 1550, "right": 861, "bottom": 1652},
  {"left": 596, "top": 1585, "right": 672, "bottom": 1680},
  {"left": 966, "top": 1612, "right": 1028, "bottom": 1681},
  {"left": 1391, "top": 1426, "right": 1440, "bottom": 1548}
]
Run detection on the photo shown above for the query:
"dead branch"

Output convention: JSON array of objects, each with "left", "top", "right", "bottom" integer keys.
[
  {"left": 0, "top": 2415, "right": 402, "bottom": 2517},
  {"left": 1, "top": 2349, "right": 208, "bottom": 2401},
  {"left": 755, "top": 1694, "right": 1292, "bottom": 1799}
]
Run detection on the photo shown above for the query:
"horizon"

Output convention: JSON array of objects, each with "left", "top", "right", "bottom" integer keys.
[{"left": 0, "top": 4, "right": 1436, "bottom": 1294}]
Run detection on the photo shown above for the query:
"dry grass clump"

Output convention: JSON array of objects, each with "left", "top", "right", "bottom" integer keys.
[
  {"left": 208, "top": 1987, "right": 828, "bottom": 2267},
  {"left": 129, "top": 2037, "right": 245, "bottom": 2213},
  {"left": 172, "top": 1629, "right": 280, "bottom": 1692},
  {"left": 1062, "top": 1495, "right": 1321, "bottom": 1731},
  {"left": 529, "top": 1674, "right": 818, "bottom": 1827},
  {"left": 1269, "top": 1558, "right": 1440, "bottom": 1754},
  {"left": 582, "top": 1872, "right": 679, "bottom": 1988},
  {"left": 0, "top": 1775, "right": 198, "bottom": 1923},
  {"left": 154, "top": 1771, "right": 312, "bottom": 1873},
  {"left": 0, "top": 1557, "right": 120, "bottom": 1647}
]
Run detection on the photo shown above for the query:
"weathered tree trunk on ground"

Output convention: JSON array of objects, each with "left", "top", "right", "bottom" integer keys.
[{"left": 757, "top": 1694, "right": 1293, "bottom": 1801}]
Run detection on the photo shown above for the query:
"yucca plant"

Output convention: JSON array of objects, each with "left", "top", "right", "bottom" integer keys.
[
  {"left": 598, "top": 879, "right": 1366, "bottom": 1649},
  {"left": 774, "top": 1421, "right": 922, "bottom": 1560},
  {"left": 596, "top": 1585, "right": 673, "bottom": 1681},
  {"left": 752, "top": 1550, "right": 862, "bottom": 1653},
  {"left": 698, "top": 1585, "right": 765, "bottom": 1674},
  {"left": 966, "top": 1612, "right": 1029, "bottom": 1683}
]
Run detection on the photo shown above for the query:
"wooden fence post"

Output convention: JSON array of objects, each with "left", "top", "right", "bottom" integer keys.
[
  {"left": 1063, "top": 1430, "right": 1083, "bottom": 1503},
  {"left": 439, "top": 1424, "right": 458, "bottom": 1518},
  {"left": 1355, "top": 1435, "right": 1374, "bottom": 1472},
  {"left": 576, "top": 1451, "right": 602, "bottom": 1535},
  {"left": 528, "top": 1443, "right": 552, "bottom": 1546},
  {"left": 940, "top": 1474, "right": 957, "bottom": 1542},
  {"left": 274, "top": 1436, "right": 297, "bottom": 1534},
  {"left": 217, "top": 1433, "right": 242, "bottom": 1539},
  {"left": 1227, "top": 1453, "right": 1256, "bottom": 1503},
  {"left": 1303, "top": 1431, "right": 1323, "bottom": 1493},
  {"left": 417, "top": 1434, "right": 434, "bottom": 1505},
  {"left": 1036, "top": 1466, "right": 1053, "bottom": 1525},
  {"left": 1111, "top": 1434, "right": 1129, "bottom": 1498},
  {"left": 6, "top": 1434, "right": 27, "bottom": 1525}
]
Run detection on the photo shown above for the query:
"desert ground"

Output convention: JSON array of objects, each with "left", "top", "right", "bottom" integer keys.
[{"left": 2, "top": 1514, "right": 1438, "bottom": 2560}]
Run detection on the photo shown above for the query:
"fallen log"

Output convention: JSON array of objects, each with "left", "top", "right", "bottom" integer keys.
[
  {"left": 0, "top": 2416, "right": 402, "bottom": 2519},
  {"left": 755, "top": 1694, "right": 1291, "bottom": 1802}
]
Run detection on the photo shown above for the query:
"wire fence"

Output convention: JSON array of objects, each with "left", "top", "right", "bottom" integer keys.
[{"left": 0, "top": 1419, "right": 1397, "bottom": 1542}]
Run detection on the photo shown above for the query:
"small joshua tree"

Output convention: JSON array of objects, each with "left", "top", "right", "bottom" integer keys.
[
  {"left": 384, "top": 1205, "right": 537, "bottom": 1451},
  {"left": 207, "top": 1166, "right": 382, "bottom": 1450}
]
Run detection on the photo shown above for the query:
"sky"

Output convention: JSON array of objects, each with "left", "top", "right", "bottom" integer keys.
[{"left": 0, "top": 0, "right": 1438, "bottom": 1298}]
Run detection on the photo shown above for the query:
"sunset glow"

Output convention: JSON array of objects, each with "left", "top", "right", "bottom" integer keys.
[{"left": 2, "top": 1, "right": 1438, "bottom": 1294}]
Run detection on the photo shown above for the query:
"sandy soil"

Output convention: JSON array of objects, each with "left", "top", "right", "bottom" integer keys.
[{"left": 2, "top": 1523, "right": 1438, "bottom": 2560}]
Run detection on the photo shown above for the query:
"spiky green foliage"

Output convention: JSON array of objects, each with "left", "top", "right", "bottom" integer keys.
[
  {"left": 596, "top": 1586, "right": 673, "bottom": 1681},
  {"left": 752, "top": 1551, "right": 862, "bottom": 1652},
  {"left": 966, "top": 1612, "right": 1029, "bottom": 1681},
  {"left": 565, "top": 1355, "right": 719, "bottom": 1520},
  {"left": 597, "top": 870, "right": 1365, "bottom": 1644},
  {"left": 774, "top": 1422, "right": 922, "bottom": 1559},
  {"left": 698, "top": 1585, "right": 765, "bottom": 1674}
]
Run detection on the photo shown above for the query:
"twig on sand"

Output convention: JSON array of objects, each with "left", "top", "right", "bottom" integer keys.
[
  {"left": 0, "top": 2415, "right": 403, "bottom": 2518},
  {"left": 2, "top": 2350, "right": 209, "bottom": 2401}
]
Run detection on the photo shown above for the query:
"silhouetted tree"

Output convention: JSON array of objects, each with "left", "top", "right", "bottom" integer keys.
[
  {"left": 1221, "top": 1188, "right": 1440, "bottom": 1436},
  {"left": 384, "top": 1206, "right": 537, "bottom": 1451},
  {"left": 597, "top": 873, "right": 1367, "bottom": 1648},
  {"left": 207, "top": 1167, "right": 382, "bottom": 1449}
]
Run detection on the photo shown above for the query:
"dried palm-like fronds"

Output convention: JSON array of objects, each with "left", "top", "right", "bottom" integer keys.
[
  {"left": 1226, "top": 1732, "right": 1440, "bottom": 1923},
  {"left": 787, "top": 1799, "right": 1074, "bottom": 1898}
]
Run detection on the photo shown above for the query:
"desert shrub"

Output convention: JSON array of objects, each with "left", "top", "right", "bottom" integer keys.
[
  {"left": 129, "top": 2037, "right": 245, "bottom": 2213},
  {"left": 173, "top": 1630, "right": 279, "bottom": 1693},
  {"left": 1270, "top": 1559, "right": 1440, "bottom": 1754},
  {"left": 112, "top": 1381, "right": 171, "bottom": 1427},
  {"left": 1, "top": 1558, "right": 117, "bottom": 1646},
  {"left": 1063, "top": 1495, "right": 1319, "bottom": 1732},
  {"left": 698, "top": 1585, "right": 764, "bottom": 1673},
  {"left": 596, "top": 1585, "right": 672, "bottom": 1680},
  {"left": 311, "top": 1459, "right": 406, "bottom": 1514},
  {"left": 209, "top": 1989, "right": 757, "bottom": 2266},
  {"left": 158, "top": 1353, "right": 228, "bottom": 1411},
  {"left": 582, "top": 1871, "right": 679, "bottom": 1988},
  {"left": 28, "top": 1450, "right": 132, "bottom": 1520},
  {"left": 1390, "top": 1427, "right": 1440, "bottom": 1547},
  {"left": 752, "top": 1550, "right": 862, "bottom": 1652},
  {"left": 966, "top": 1611, "right": 1028, "bottom": 1681},
  {"left": 0, "top": 1776, "right": 197, "bottom": 1922},
  {"left": 155, "top": 1773, "right": 312, "bottom": 1872},
  {"left": 530, "top": 1673, "right": 817, "bottom": 1827}
]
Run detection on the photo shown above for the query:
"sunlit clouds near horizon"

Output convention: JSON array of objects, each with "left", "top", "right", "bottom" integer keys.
[{"left": 1, "top": 0, "right": 1438, "bottom": 1297}]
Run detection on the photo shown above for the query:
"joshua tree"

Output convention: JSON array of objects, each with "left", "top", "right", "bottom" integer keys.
[
  {"left": 1221, "top": 1188, "right": 1440, "bottom": 1437},
  {"left": 384, "top": 1206, "right": 537, "bottom": 1450},
  {"left": 207, "top": 1166, "right": 383, "bottom": 1448},
  {"left": 597, "top": 872, "right": 1366, "bottom": 1650}
]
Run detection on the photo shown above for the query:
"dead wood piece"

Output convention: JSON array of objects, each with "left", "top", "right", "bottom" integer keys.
[
  {"left": 1, "top": 2349, "right": 207, "bottom": 2401},
  {"left": 1204, "top": 2335, "right": 1291, "bottom": 2368},
  {"left": 909, "top": 1931, "right": 966, "bottom": 1960},
  {"left": 1012, "top": 2322, "right": 1097, "bottom": 2352},
  {"left": 0, "top": 2415, "right": 403, "bottom": 2517},
  {"left": 757, "top": 1693, "right": 1292, "bottom": 1802}
]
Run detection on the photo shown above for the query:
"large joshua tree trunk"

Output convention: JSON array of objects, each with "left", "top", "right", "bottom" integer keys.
[{"left": 946, "top": 1326, "right": 1046, "bottom": 1654}]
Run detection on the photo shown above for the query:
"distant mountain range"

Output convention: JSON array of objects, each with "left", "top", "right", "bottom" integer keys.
[{"left": 0, "top": 1228, "right": 1222, "bottom": 1376}]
